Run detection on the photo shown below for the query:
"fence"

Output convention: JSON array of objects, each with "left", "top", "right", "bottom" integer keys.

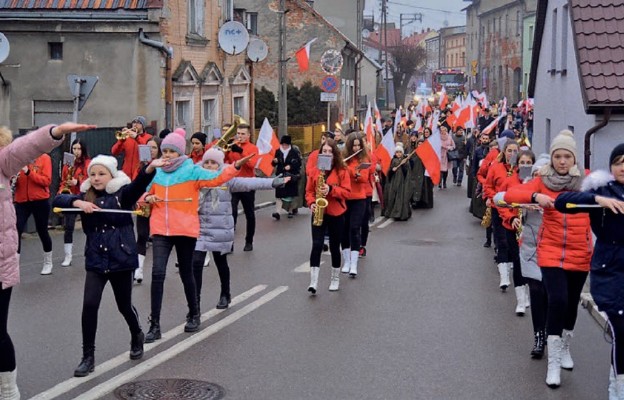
[{"left": 278, "top": 123, "right": 325, "bottom": 155}]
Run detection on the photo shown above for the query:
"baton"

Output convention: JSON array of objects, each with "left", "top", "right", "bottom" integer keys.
[
  {"left": 53, "top": 207, "right": 140, "bottom": 215},
  {"left": 565, "top": 203, "right": 603, "bottom": 209}
]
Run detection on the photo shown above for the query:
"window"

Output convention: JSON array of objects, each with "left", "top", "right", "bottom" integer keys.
[
  {"left": 223, "top": 0, "right": 233, "bottom": 21},
  {"left": 233, "top": 96, "right": 245, "bottom": 116},
  {"left": 461, "top": 52, "right": 465, "bottom": 66},
  {"left": 516, "top": 11, "right": 521, "bottom": 36},
  {"left": 247, "top": 12, "right": 258, "bottom": 35},
  {"left": 202, "top": 98, "right": 218, "bottom": 139},
  {"left": 49, "top": 42, "right": 63, "bottom": 60},
  {"left": 188, "top": 0, "right": 205, "bottom": 36},
  {"left": 551, "top": 8, "right": 558, "bottom": 73},
  {"left": 561, "top": 5, "right": 569, "bottom": 72},
  {"left": 505, "top": 13, "right": 509, "bottom": 36},
  {"left": 528, "top": 25, "right": 534, "bottom": 50},
  {"left": 568, "top": 125, "right": 574, "bottom": 133},
  {"left": 175, "top": 100, "right": 191, "bottom": 131}
]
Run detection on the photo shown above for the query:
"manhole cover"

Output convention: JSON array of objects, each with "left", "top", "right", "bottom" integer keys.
[{"left": 114, "top": 379, "right": 225, "bottom": 400}]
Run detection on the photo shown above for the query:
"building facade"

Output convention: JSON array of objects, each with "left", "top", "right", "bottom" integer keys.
[{"left": 439, "top": 26, "right": 466, "bottom": 71}]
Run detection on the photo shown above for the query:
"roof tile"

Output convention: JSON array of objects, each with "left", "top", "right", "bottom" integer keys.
[{"left": 0, "top": 0, "right": 160, "bottom": 8}]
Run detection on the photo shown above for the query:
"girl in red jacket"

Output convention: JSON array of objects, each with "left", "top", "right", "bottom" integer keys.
[
  {"left": 306, "top": 139, "right": 350, "bottom": 293},
  {"left": 504, "top": 130, "right": 592, "bottom": 388},
  {"left": 58, "top": 139, "right": 91, "bottom": 267},
  {"left": 14, "top": 153, "right": 54, "bottom": 275},
  {"left": 340, "top": 132, "right": 370, "bottom": 277}
]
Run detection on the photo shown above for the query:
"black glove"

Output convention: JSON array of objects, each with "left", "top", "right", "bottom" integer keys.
[{"left": 230, "top": 144, "right": 243, "bottom": 154}]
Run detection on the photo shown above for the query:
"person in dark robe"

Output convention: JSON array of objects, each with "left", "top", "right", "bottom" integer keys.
[
  {"left": 382, "top": 144, "right": 414, "bottom": 220},
  {"left": 272, "top": 135, "right": 302, "bottom": 219}
]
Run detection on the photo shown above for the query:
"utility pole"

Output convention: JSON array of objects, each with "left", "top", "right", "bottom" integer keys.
[
  {"left": 278, "top": 0, "right": 288, "bottom": 137},
  {"left": 382, "top": 0, "right": 389, "bottom": 109}
]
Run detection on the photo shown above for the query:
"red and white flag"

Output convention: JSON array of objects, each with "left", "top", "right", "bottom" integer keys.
[
  {"left": 439, "top": 87, "right": 448, "bottom": 109},
  {"left": 482, "top": 115, "right": 502, "bottom": 136},
  {"left": 255, "top": 118, "right": 280, "bottom": 177},
  {"left": 364, "top": 103, "right": 376, "bottom": 153},
  {"left": 416, "top": 110, "right": 442, "bottom": 185},
  {"left": 295, "top": 38, "right": 317, "bottom": 72},
  {"left": 374, "top": 127, "right": 395, "bottom": 174},
  {"left": 393, "top": 108, "right": 402, "bottom": 136},
  {"left": 373, "top": 100, "right": 383, "bottom": 133}
]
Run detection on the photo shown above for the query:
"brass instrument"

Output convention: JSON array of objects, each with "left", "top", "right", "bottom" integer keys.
[
  {"left": 10, "top": 172, "right": 19, "bottom": 197},
  {"left": 60, "top": 165, "right": 75, "bottom": 194},
  {"left": 481, "top": 206, "right": 492, "bottom": 228},
  {"left": 136, "top": 202, "right": 152, "bottom": 218},
  {"left": 214, "top": 115, "right": 248, "bottom": 151},
  {"left": 115, "top": 127, "right": 137, "bottom": 141},
  {"left": 312, "top": 171, "right": 329, "bottom": 227}
]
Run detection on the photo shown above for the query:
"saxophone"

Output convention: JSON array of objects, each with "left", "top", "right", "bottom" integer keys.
[
  {"left": 60, "top": 165, "right": 75, "bottom": 194},
  {"left": 312, "top": 171, "right": 329, "bottom": 226},
  {"left": 481, "top": 206, "right": 492, "bottom": 228}
]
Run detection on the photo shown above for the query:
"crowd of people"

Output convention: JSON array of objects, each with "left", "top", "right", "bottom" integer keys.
[{"left": 0, "top": 93, "right": 624, "bottom": 398}]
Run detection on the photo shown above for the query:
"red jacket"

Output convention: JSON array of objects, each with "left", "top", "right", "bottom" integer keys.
[
  {"left": 483, "top": 161, "right": 524, "bottom": 230},
  {"left": 225, "top": 141, "right": 259, "bottom": 178},
  {"left": 364, "top": 153, "right": 378, "bottom": 197},
  {"left": 58, "top": 158, "right": 90, "bottom": 195},
  {"left": 504, "top": 176, "right": 592, "bottom": 271},
  {"left": 14, "top": 154, "right": 52, "bottom": 203},
  {"left": 477, "top": 148, "right": 499, "bottom": 186},
  {"left": 306, "top": 149, "right": 319, "bottom": 177},
  {"left": 345, "top": 157, "right": 371, "bottom": 200},
  {"left": 111, "top": 133, "right": 153, "bottom": 180},
  {"left": 189, "top": 149, "right": 205, "bottom": 164},
  {"left": 306, "top": 167, "right": 351, "bottom": 217}
]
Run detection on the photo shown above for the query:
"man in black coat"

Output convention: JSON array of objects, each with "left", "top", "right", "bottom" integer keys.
[
  {"left": 272, "top": 135, "right": 302, "bottom": 219},
  {"left": 478, "top": 108, "right": 495, "bottom": 132}
]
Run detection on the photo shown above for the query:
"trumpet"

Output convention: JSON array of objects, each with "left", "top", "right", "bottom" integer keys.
[
  {"left": 60, "top": 165, "right": 75, "bottom": 194},
  {"left": 214, "top": 115, "right": 248, "bottom": 151},
  {"left": 115, "top": 127, "right": 137, "bottom": 140}
]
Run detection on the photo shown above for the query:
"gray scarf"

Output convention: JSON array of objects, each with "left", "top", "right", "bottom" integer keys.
[{"left": 539, "top": 164, "right": 583, "bottom": 192}]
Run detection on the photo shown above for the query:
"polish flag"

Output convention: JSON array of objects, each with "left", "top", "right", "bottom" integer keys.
[
  {"left": 374, "top": 128, "right": 395, "bottom": 174},
  {"left": 393, "top": 108, "right": 402, "bottom": 136},
  {"left": 439, "top": 87, "right": 448, "bottom": 109},
  {"left": 416, "top": 110, "right": 442, "bottom": 185},
  {"left": 413, "top": 115, "right": 422, "bottom": 132},
  {"left": 482, "top": 115, "right": 502, "bottom": 136},
  {"left": 373, "top": 100, "right": 383, "bottom": 133},
  {"left": 255, "top": 118, "right": 280, "bottom": 177},
  {"left": 295, "top": 38, "right": 317, "bottom": 72},
  {"left": 364, "top": 103, "right": 376, "bottom": 153}
]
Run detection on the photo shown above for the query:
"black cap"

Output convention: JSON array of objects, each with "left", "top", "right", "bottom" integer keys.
[
  {"left": 280, "top": 135, "right": 292, "bottom": 145},
  {"left": 610, "top": 143, "right": 624, "bottom": 166},
  {"left": 191, "top": 132, "right": 207, "bottom": 146}
]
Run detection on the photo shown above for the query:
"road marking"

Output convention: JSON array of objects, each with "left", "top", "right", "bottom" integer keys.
[
  {"left": 370, "top": 216, "right": 385, "bottom": 227},
  {"left": 378, "top": 218, "right": 394, "bottom": 229},
  {"left": 72, "top": 286, "right": 289, "bottom": 400},
  {"left": 293, "top": 261, "right": 324, "bottom": 273},
  {"left": 30, "top": 284, "right": 268, "bottom": 400}
]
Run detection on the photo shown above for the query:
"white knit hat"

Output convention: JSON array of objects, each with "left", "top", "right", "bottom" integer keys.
[
  {"left": 81, "top": 155, "right": 131, "bottom": 193},
  {"left": 88, "top": 155, "right": 119, "bottom": 178},
  {"left": 395, "top": 143, "right": 404, "bottom": 154},
  {"left": 550, "top": 130, "right": 577, "bottom": 162},
  {"left": 202, "top": 147, "right": 225, "bottom": 166}
]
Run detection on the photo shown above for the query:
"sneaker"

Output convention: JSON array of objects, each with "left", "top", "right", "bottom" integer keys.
[
  {"left": 184, "top": 314, "right": 201, "bottom": 332},
  {"left": 272, "top": 212, "right": 280, "bottom": 220},
  {"left": 243, "top": 242, "right": 253, "bottom": 252}
]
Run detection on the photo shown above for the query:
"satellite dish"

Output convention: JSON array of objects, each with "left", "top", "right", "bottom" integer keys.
[
  {"left": 362, "top": 29, "right": 370, "bottom": 39},
  {"left": 321, "top": 49, "right": 343, "bottom": 75},
  {"left": 218, "top": 21, "right": 250, "bottom": 55},
  {"left": 0, "top": 33, "right": 10, "bottom": 64},
  {"left": 247, "top": 38, "right": 268, "bottom": 62}
]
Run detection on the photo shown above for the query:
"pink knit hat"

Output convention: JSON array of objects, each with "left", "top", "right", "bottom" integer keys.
[
  {"left": 202, "top": 147, "right": 225, "bottom": 166},
  {"left": 161, "top": 128, "right": 187, "bottom": 155}
]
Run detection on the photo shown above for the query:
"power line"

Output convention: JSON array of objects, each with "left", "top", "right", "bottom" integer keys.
[{"left": 387, "top": 0, "right": 465, "bottom": 15}]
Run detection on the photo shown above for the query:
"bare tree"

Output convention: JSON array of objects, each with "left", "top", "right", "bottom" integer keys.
[{"left": 388, "top": 43, "right": 427, "bottom": 109}]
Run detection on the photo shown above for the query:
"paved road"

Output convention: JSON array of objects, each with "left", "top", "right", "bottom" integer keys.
[{"left": 12, "top": 185, "right": 610, "bottom": 399}]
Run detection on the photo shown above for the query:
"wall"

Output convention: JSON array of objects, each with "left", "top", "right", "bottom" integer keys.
[{"left": 522, "top": 14, "right": 536, "bottom": 98}]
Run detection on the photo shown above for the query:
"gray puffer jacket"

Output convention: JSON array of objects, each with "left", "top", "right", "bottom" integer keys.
[{"left": 196, "top": 174, "right": 275, "bottom": 254}]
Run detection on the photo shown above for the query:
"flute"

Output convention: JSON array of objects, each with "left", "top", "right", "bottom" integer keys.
[
  {"left": 496, "top": 201, "right": 541, "bottom": 209},
  {"left": 53, "top": 207, "right": 141, "bottom": 215},
  {"left": 343, "top": 149, "right": 363, "bottom": 162}
]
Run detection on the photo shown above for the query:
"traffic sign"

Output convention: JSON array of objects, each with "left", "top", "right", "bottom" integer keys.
[
  {"left": 321, "top": 75, "right": 338, "bottom": 93},
  {"left": 320, "top": 92, "right": 338, "bottom": 102},
  {"left": 67, "top": 74, "right": 99, "bottom": 111}
]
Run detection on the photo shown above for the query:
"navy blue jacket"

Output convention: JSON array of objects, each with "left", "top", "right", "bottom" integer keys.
[
  {"left": 53, "top": 167, "right": 155, "bottom": 274},
  {"left": 555, "top": 179, "right": 624, "bottom": 315}
]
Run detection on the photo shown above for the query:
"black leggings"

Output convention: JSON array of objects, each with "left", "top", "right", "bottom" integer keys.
[
  {"left": 607, "top": 314, "right": 624, "bottom": 375},
  {"left": 192, "top": 250, "right": 230, "bottom": 304},
  {"left": 15, "top": 199, "right": 52, "bottom": 253},
  {"left": 491, "top": 208, "right": 509, "bottom": 263},
  {"left": 231, "top": 191, "right": 256, "bottom": 244},
  {"left": 441, "top": 171, "right": 449, "bottom": 187},
  {"left": 361, "top": 196, "right": 372, "bottom": 247},
  {"left": 541, "top": 267, "right": 588, "bottom": 336},
  {"left": 136, "top": 215, "right": 150, "bottom": 256},
  {"left": 505, "top": 228, "right": 526, "bottom": 287},
  {"left": 527, "top": 278, "right": 548, "bottom": 332},
  {"left": 0, "top": 287, "right": 15, "bottom": 372},
  {"left": 341, "top": 199, "right": 366, "bottom": 251},
  {"left": 82, "top": 270, "right": 141, "bottom": 349},
  {"left": 63, "top": 214, "right": 77, "bottom": 244},
  {"left": 311, "top": 214, "right": 344, "bottom": 269}
]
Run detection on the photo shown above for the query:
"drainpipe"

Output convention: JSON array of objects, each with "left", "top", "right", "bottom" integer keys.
[
  {"left": 354, "top": 51, "right": 364, "bottom": 122},
  {"left": 139, "top": 29, "right": 174, "bottom": 130},
  {"left": 584, "top": 108, "right": 611, "bottom": 171}
]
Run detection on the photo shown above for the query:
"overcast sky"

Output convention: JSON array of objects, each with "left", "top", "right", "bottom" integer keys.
[{"left": 365, "top": 0, "right": 467, "bottom": 35}]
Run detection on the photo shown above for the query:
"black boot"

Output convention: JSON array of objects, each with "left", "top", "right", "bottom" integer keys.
[
  {"left": 130, "top": 330, "right": 145, "bottom": 360},
  {"left": 144, "top": 317, "right": 161, "bottom": 343},
  {"left": 74, "top": 346, "right": 95, "bottom": 377},
  {"left": 531, "top": 330, "right": 545, "bottom": 359},
  {"left": 184, "top": 314, "right": 201, "bottom": 332},
  {"left": 216, "top": 294, "right": 229, "bottom": 309}
]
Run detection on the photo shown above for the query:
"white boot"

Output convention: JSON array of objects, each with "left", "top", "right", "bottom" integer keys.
[
  {"left": 134, "top": 254, "right": 145, "bottom": 284},
  {"left": 561, "top": 329, "right": 574, "bottom": 370},
  {"left": 546, "top": 335, "right": 563, "bottom": 388},
  {"left": 349, "top": 250, "right": 359, "bottom": 277},
  {"left": 329, "top": 268, "right": 340, "bottom": 291},
  {"left": 514, "top": 286, "right": 526, "bottom": 316},
  {"left": 523, "top": 285, "right": 531, "bottom": 308},
  {"left": 497, "top": 263, "right": 510, "bottom": 291},
  {"left": 340, "top": 249, "right": 351, "bottom": 273},
  {"left": 0, "top": 369, "right": 20, "bottom": 400},
  {"left": 608, "top": 366, "right": 618, "bottom": 400},
  {"left": 308, "top": 266, "right": 320, "bottom": 294},
  {"left": 41, "top": 251, "right": 53, "bottom": 275},
  {"left": 61, "top": 243, "right": 73, "bottom": 267}
]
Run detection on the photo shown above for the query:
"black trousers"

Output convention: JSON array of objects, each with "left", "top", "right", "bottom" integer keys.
[
  {"left": 63, "top": 214, "right": 77, "bottom": 244},
  {"left": 341, "top": 199, "right": 366, "bottom": 251},
  {"left": 505, "top": 228, "right": 526, "bottom": 287},
  {"left": 527, "top": 278, "right": 548, "bottom": 333},
  {"left": 82, "top": 270, "right": 141, "bottom": 349},
  {"left": 361, "top": 196, "right": 372, "bottom": 247},
  {"left": 136, "top": 215, "right": 150, "bottom": 256},
  {"left": 192, "top": 250, "right": 230, "bottom": 306},
  {"left": 541, "top": 267, "right": 588, "bottom": 336},
  {"left": 15, "top": 199, "right": 52, "bottom": 253},
  {"left": 607, "top": 314, "right": 624, "bottom": 375},
  {"left": 491, "top": 208, "right": 509, "bottom": 263},
  {"left": 311, "top": 214, "right": 344, "bottom": 269},
  {"left": 231, "top": 191, "right": 256, "bottom": 244},
  {"left": 0, "top": 287, "right": 15, "bottom": 371}
]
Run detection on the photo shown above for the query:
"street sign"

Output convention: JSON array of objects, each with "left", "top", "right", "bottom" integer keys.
[
  {"left": 67, "top": 74, "right": 99, "bottom": 111},
  {"left": 321, "top": 75, "right": 338, "bottom": 93},
  {"left": 320, "top": 92, "right": 338, "bottom": 102}
]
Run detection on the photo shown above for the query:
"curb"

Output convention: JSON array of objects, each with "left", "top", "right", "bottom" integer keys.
[{"left": 581, "top": 292, "right": 610, "bottom": 333}]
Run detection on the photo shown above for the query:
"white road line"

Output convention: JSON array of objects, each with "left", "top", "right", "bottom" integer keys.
[
  {"left": 293, "top": 261, "right": 325, "bottom": 273},
  {"left": 73, "top": 286, "right": 289, "bottom": 400},
  {"left": 30, "top": 285, "right": 268, "bottom": 400},
  {"left": 378, "top": 218, "right": 394, "bottom": 229},
  {"left": 370, "top": 216, "right": 385, "bottom": 227}
]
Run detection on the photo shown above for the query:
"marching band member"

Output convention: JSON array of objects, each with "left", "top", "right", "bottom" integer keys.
[
  {"left": 111, "top": 116, "right": 152, "bottom": 179},
  {"left": 189, "top": 132, "right": 208, "bottom": 164},
  {"left": 306, "top": 139, "right": 350, "bottom": 293}
]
